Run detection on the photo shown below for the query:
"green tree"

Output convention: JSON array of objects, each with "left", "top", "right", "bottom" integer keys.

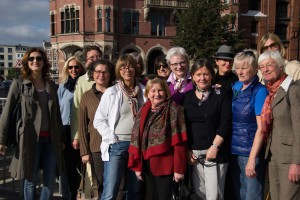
[{"left": 173, "top": 0, "right": 246, "bottom": 62}]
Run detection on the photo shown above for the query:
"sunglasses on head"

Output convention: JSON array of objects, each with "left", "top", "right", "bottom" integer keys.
[
  {"left": 155, "top": 64, "right": 168, "bottom": 70},
  {"left": 242, "top": 50, "right": 255, "bottom": 57},
  {"left": 262, "top": 42, "right": 278, "bottom": 51},
  {"left": 68, "top": 65, "right": 80, "bottom": 70},
  {"left": 27, "top": 56, "right": 43, "bottom": 62}
]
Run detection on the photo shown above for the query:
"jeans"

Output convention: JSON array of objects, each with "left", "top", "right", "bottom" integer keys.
[
  {"left": 24, "top": 137, "right": 57, "bottom": 200},
  {"left": 101, "top": 141, "right": 142, "bottom": 200},
  {"left": 231, "top": 154, "right": 266, "bottom": 200}
]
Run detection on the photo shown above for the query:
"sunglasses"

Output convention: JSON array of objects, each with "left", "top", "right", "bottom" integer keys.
[
  {"left": 155, "top": 64, "right": 168, "bottom": 70},
  {"left": 242, "top": 50, "right": 255, "bottom": 57},
  {"left": 68, "top": 65, "right": 80, "bottom": 70},
  {"left": 262, "top": 42, "right": 278, "bottom": 51},
  {"left": 27, "top": 56, "right": 43, "bottom": 62}
]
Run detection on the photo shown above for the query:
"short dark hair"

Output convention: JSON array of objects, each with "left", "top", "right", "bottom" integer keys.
[
  {"left": 191, "top": 59, "right": 215, "bottom": 80},
  {"left": 87, "top": 59, "right": 116, "bottom": 86},
  {"left": 83, "top": 45, "right": 103, "bottom": 58}
]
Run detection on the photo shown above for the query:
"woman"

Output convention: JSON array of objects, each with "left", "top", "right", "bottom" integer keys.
[
  {"left": 79, "top": 59, "right": 115, "bottom": 195},
  {"left": 128, "top": 78, "right": 188, "bottom": 200},
  {"left": 166, "top": 47, "right": 193, "bottom": 105},
  {"left": 129, "top": 52, "right": 147, "bottom": 85},
  {"left": 154, "top": 55, "right": 171, "bottom": 80},
  {"left": 213, "top": 45, "right": 238, "bottom": 90},
  {"left": 57, "top": 56, "right": 86, "bottom": 200},
  {"left": 183, "top": 59, "right": 232, "bottom": 200},
  {"left": 258, "top": 51, "right": 300, "bottom": 200},
  {"left": 93, "top": 54, "right": 146, "bottom": 200},
  {"left": 259, "top": 33, "right": 300, "bottom": 81},
  {"left": 231, "top": 50, "right": 268, "bottom": 200},
  {"left": 0, "top": 48, "right": 64, "bottom": 200}
]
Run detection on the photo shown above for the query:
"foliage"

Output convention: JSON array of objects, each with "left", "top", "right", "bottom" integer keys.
[{"left": 173, "top": 0, "right": 246, "bottom": 62}]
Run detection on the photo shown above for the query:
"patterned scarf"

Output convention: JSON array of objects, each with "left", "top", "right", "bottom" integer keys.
[
  {"left": 128, "top": 100, "right": 187, "bottom": 163},
  {"left": 118, "top": 81, "right": 140, "bottom": 119},
  {"left": 261, "top": 73, "right": 287, "bottom": 136}
]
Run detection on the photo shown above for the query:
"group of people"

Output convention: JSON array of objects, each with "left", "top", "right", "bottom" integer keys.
[{"left": 0, "top": 32, "right": 299, "bottom": 200}]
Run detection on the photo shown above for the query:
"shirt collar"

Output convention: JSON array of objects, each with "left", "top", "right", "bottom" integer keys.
[
  {"left": 167, "top": 71, "right": 192, "bottom": 84},
  {"left": 280, "top": 75, "right": 293, "bottom": 92}
]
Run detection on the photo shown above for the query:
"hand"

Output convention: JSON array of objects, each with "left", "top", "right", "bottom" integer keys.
[
  {"left": 288, "top": 164, "right": 300, "bottom": 183},
  {"left": 245, "top": 158, "right": 257, "bottom": 178},
  {"left": 72, "top": 139, "right": 79, "bottom": 149},
  {"left": 135, "top": 171, "right": 143, "bottom": 181},
  {"left": 0, "top": 145, "right": 6, "bottom": 155},
  {"left": 188, "top": 150, "right": 197, "bottom": 165},
  {"left": 173, "top": 173, "right": 184, "bottom": 182},
  {"left": 205, "top": 145, "right": 218, "bottom": 161},
  {"left": 82, "top": 155, "right": 91, "bottom": 164}
]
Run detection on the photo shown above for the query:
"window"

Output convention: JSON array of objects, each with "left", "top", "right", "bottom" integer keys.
[
  {"left": 251, "top": 20, "right": 258, "bottom": 34},
  {"left": 249, "top": 0, "right": 261, "bottom": 10},
  {"left": 8, "top": 55, "right": 13, "bottom": 60},
  {"left": 105, "top": 7, "right": 111, "bottom": 32},
  {"left": 114, "top": 9, "right": 118, "bottom": 33},
  {"left": 275, "top": 23, "right": 287, "bottom": 40},
  {"left": 8, "top": 48, "right": 12, "bottom": 53},
  {"left": 123, "top": 10, "right": 139, "bottom": 35},
  {"left": 0, "top": 48, "right": 3, "bottom": 53},
  {"left": 51, "top": 14, "right": 55, "bottom": 35},
  {"left": 150, "top": 13, "right": 166, "bottom": 36},
  {"left": 0, "top": 62, "right": 4, "bottom": 67},
  {"left": 8, "top": 62, "right": 13, "bottom": 67},
  {"left": 224, "top": 0, "right": 229, "bottom": 4},
  {"left": 97, "top": 8, "right": 102, "bottom": 32},
  {"left": 61, "top": 6, "right": 79, "bottom": 34},
  {"left": 0, "top": 55, "right": 4, "bottom": 60},
  {"left": 276, "top": 2, "right": 288, "bottom": 19}
]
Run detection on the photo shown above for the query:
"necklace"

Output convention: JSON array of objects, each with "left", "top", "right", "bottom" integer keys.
[{"left": 196, "top": 86, "right": 210, "bottom": 106}]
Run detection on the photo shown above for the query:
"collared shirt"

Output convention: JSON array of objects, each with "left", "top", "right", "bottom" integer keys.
[{"left": 167, "top": 71, "right": 192, "bottom": 93}]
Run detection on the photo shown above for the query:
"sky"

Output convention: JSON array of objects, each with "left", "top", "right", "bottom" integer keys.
[{"left": 0, "top": 0, "right": 50, "bottom": 47}]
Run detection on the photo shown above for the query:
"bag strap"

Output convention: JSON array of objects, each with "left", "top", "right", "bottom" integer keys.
[{"left": 15, "top": 78, "right": 23, "bottom": 102}]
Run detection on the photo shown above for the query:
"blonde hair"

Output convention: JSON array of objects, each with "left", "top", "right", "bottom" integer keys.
[
  {"left": 259, "top": 33, "right": 286, "bottom": 58},
  {"left": 61, "top": 56, "right": 86, "bottom": 82},
  {"left": 233, "top": 49, "right": 258, "bottom": 70},
  {"left": 115, "top": 54, "right": 140, "bottom": 80},
  {"left": 144, "top": 77, "right": 171, "bottom": 99}
]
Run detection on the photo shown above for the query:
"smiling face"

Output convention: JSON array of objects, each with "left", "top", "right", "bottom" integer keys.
[
  {"left": 119, "top": 64, "right": 136, "bottom": 83},
  {"left": 169, "top": 55, "right": 188, "bottom": 79},
  {"left": 192, "top": 66, "right": 213, "bottom": 90},
  {"left": 156, "top": 62, "right": 171, "bottom": 78},
  {"left": 93, "top": 64, "right": 110, "bottom": 87},
  {"left": 28, "top": 51, "right": 44, "bottom": 74},
  {"left": 259, "top": 57, "right": 282, "bottom": 84},
  {"left": 215, "top": 58, "right": 233, "bottom": 75},
  {"left": 263, "top": 39, "right": 280, "bottom": 53},
  {"left": 68, "top": 59, "right": 83, "bottom": 79},
  {"left": 235, "top": 60, "right": 257, "bottom": 85},
  {"left": 147, "top": 83, "right": 166, "bottom": 108},
  {"left": 86, "top": 50, "right": 101, "bottom": 66}
]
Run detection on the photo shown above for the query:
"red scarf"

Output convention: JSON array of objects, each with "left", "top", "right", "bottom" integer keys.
[{"left": 261, "top": 73, "right": 287, "bottom": 137}]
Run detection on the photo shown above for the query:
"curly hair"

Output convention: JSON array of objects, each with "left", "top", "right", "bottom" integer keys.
[{"left": 21, "top": 48, "right": 51, "bottom": 80}]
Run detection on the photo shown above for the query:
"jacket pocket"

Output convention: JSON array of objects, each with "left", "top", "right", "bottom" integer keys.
[{"left": 279, "top": 136, "right": 294, "bottom": 164}]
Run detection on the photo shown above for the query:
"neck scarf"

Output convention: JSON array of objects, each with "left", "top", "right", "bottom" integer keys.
[
  {"left": 118, "top": 80, "right": 140, "bottom": 119},
  {"left": 64, "top": 76, "right": 79, "bottom": 92},
  {"left": 128, "top": 100, "right": 187, "bottom": 162},
  {"left": 261, "top": 73, "right": 287, "bottom": 136}
]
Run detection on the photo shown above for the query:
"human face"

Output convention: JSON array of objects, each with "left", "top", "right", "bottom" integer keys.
[
  {"left": 169, "top": 55, "right": 188, "bottom": 79},
  {"left": 27, "top": 52, "right": 44, "bottom": 74},
  {"left": 262, "top": 39, "right": 280, "bottom": 52},
  {"left": 93, "top": 64, "right": 110, "bottom": 87},
  {"left": 67, "top": 59, "right": 82, "bottom": 79},
  {"left": 259, "top": 58, "right": 282, "bottom": 84},
  {"left": 156, "top": 62, "right": 171, "bottom": 78},
  {"left": 192, "top": 66, "right": 213, "bottom": 90},
  {"left": 215, "top": 59, "right": 233, "bottom": 75},
  {"left": 86, "top": 50, "right": 101, "bottom": 65},
  {"left": 147, "top": 83, "right": 166, "bottom": 108},
  {"left": 119, "top": 64, "right": 136, "bottom": 83},
  {"left": 235, "top": 61, "right": 257, "bottom": 85}
]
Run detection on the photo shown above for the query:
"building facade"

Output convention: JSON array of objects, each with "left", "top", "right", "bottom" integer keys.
[{"left": 49, "top": 0, "right": 300, "bottom": 82}]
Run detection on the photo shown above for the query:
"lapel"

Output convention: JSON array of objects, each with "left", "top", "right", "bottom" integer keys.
[{"left": 271, "top": 87, "right": 286, "bottom": 109}]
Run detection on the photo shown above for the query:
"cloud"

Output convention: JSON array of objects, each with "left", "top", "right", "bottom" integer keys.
[{"left": 0, "top": 0, "right": 50, "bottom": 47}]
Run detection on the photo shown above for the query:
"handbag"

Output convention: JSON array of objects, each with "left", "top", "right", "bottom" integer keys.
[
  {"left": 77, "top": 162, "right": 99, "bottom": 200},
  {"left": 7, "top": 78, "right": 22, "bottom": 148},
  {"left": 172, "top": 180, "right": 202, "bottom": 200}
]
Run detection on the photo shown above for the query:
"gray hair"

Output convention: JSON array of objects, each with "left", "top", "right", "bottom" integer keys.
[
  {"left": 258, "top": 51, "right": 285, "bottom": 70},
  {"left": 233, "top": 49, "right": 258, "bottom": 70},
  {"left": 165, "top": 47, "right": 189, "bottom": 65}
]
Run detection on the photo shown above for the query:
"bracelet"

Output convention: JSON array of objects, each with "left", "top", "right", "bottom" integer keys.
[{"left": 211, "top": 143, "right": 220, "bottom": 149}]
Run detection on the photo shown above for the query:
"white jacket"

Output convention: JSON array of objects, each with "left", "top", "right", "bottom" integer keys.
[{"left": 93, "top": 82, "right": 146, "bottom": 161}]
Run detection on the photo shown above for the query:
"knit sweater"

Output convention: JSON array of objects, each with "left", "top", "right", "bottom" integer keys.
[{"left": 79, "top": 85, "right": 102, "bottom": 156}]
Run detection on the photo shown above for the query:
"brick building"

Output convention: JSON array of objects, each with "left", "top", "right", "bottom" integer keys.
[{"left": 49, "top": 0, "right": 300, "bottom": 82}]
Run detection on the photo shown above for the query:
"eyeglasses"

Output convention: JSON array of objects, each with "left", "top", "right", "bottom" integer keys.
[
  {"left": 262, "top": 42, "right": 279, "bottom": 51},
  {"left": 155, "top": 64, "right": 168, "bottom": 70},
  {"left": 68, "top": 65, "right": 80, "bottom": 70},
  {"left": 94, "top": 70, "right": 109, "bottom": 75},
  {"left": 86, "top": 55, "right": 101, "bottom": 61},
  {"left": 27, "top": 56, "right": 43, "bottom": 62},
  {"left": 170, "top": 61, "right": 186, "bottom": 68},
  {"left": 120, "top": 65, "right": 134, "bottom": 71}
]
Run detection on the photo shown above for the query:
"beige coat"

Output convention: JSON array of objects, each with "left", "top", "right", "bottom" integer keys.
[{"left": 0, "top": 79, "right": 64, "bottom": 179}]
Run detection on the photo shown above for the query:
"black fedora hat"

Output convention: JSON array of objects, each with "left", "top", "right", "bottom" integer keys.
[{"left": 213, "top": 45, "right": 234, "bottom": 60}]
